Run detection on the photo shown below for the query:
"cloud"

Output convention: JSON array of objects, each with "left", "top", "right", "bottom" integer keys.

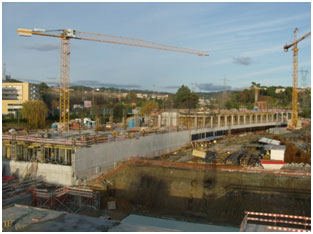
[
  {"left": 162, "top": 85, "right": 181, "bottom": 89},
  {"left": 234, "top": 60, "right": 312, "bottom": 81},
  {"left": 202, "top": 13, "right": 309, "bottom": 38},
  {"left": 233, "top": 56, "right": 252, "bottom": 66},
  {"left": 72, "top": 80, "right": 141, "bottom": 89},
  {"left": 21, "top": 43, "right": 59, "bottom": 51},
  {"left": 195, "top": 83, "right": 231, "bottom": 92}
]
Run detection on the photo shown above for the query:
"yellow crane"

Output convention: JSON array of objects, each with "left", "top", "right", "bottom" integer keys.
[
  {"left": 17, "top": 28, "right": 209, "bottom": 130},
  {"left": 284, "top": 28, "right": 310, "bottom": 128}
]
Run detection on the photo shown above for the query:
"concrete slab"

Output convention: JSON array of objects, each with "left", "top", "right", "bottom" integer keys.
[{"left": 2, "top": 204, "right": 116, "bottom": 232}]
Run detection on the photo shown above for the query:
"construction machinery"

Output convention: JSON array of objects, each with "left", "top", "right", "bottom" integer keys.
[
  {"left": 17, "top": 28, "right": 209, "bottom": 130},
  {"left": 284, "top": 28, "right": 310, "bottom": 128}
]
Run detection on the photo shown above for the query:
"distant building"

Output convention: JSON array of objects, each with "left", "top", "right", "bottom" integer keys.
[
  {"left": 2, "top": 82, "right": 39, "bottom": 116},
  {"left": 2, "top": 74, "right": 11, "bottom": 82},
  {"left": 121, "top": 93, "right": 128, "bottom": 98},
  {"left": 136, "top": 93, "right": 143, "bottom": 99},
  {"left": 275, "top": 88, "right": 286, "bottom": 94},
  {"left": 156, "top": 94, "right": 168, "bottom": 100}
]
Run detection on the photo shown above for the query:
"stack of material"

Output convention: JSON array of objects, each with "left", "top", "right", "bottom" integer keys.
[
  {"left": 192, "top": 150, "right": 216, "bottom": 163},
  {"left": 225, "top": 150, "right": 247, "bottom": 166}
]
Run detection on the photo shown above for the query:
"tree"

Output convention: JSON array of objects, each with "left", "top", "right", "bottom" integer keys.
[
  {"left": 173, "top": 85, "right": 199, "bottom": 109},
  {"left": 225, "top": 101, "right": 232, "bottom": 110},
  {"left": 126, "top": 91, "right": 137, "bottom": 103},
  {"left": 140, "top": 101, "right": 159, "bottom": 115},
  {"left": 113, "top": 103, "right": 126, "bottom": 123},
  {"left": 251, "top": 82, "right": 260, "bottom": 88},
  {"left": 21, "top": 100, "right": 48, "bottom": 128},
  {"left": 38, "top": 82, "right": 49, "bottom": 100}
]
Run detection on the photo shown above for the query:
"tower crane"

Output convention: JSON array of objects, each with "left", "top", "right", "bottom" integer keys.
[
  {"left": 283, "top": 28, "right": 310, "bottom": 128},
  {"left": 17, "top": 28, "right": 209, "bottom": 130}
]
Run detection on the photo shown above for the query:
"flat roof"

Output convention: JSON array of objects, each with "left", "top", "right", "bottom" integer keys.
[
  {"left": 192, "top": 136, "right": 222, "bottom": 143},
  {"left": 264, "top": 145, "right": 286, "bottom": 150},
  {"left": 258, "top": 137, "right": 280, "bottom": 145}
]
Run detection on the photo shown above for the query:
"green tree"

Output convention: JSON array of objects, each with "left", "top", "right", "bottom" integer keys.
[
  {"left": 173, "top": 85, "right": 199, "bottom": 109},
  {"left": 21, "top": 100, "right": 48, "bottom": 128},
  {"left": 140, "top": 101, "right": 159, "bottom": 115},
  {"left": 38, "top": 82, "right": 49, "bottom": 100},
  {"left": 126, "top": 91, "right": 137, "bottom": 103},
  {"left": 225, "top": 101, "right": 232, "bottom": 110},
  {"left": 113, "top": 103, "right": 126, "bottom": 122}
]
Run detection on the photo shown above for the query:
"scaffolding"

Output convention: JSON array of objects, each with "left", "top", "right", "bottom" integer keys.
[
  {"left": 2, "top": 177, "right": 44, "bottom": 200},
  {"left": 32, "top": 186, "right": 100, "bottom": 213}
]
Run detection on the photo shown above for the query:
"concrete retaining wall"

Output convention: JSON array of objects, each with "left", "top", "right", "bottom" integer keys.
[
  {"left": 74, "top": 131, "right": 190, "bottom": 179},
  {"left": 74, "top": 122, "right": 280, "bottom": 180},
  {"left": 3, "top": 160, "right": 74, "bottom": 186}
]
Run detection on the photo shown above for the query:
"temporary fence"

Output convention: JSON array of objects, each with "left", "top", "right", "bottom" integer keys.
[
  {"left": 266, "top": 226, "right": 310, "bottom": 232},
  {"left": 240, "top": 211, "right": 311, "bottom": 232}
]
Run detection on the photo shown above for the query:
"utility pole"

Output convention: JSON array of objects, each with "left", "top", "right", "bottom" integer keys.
[
  {"left": 2, "top": 63, "right": 6, "bottom": 81},
  {"left": 223, "top": 76, "right": 228, "bottom": 108}
]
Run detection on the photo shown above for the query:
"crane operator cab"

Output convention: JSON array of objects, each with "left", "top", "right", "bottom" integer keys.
[{"left": 64, "top": 29, "right": 76, "bottom": 38}]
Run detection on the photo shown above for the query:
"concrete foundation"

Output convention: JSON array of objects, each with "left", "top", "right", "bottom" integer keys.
[{"left": 2, "top": 160, "right": 74, "bottom": 186}]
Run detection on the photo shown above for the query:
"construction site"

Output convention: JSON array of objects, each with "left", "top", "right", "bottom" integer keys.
[
  {"left": 2, "top": 6, "right": 312, "bottom": 232},
  {"left": 2, "top": 113, "right": 311, "bottom": 231}
]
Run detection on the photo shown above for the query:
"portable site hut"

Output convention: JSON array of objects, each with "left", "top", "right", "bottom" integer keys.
[{"left": 263, "top": 145, "right": 286, "bottom": 161}]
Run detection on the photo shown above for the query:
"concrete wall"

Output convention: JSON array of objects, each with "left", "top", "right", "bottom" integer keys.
[
  {"left": 74, "top": 122, "right": 280, "bottom": 180},
  {"left": 74, "top": 130, "right": 191, "bottom": 180},
  {"left": 3, "top": 160, "right": 74, "bottom": 186}
]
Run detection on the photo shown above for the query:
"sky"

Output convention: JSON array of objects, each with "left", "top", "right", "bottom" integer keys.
[{"left": 2, "top": 2, "right": 311, "bottom": 93}]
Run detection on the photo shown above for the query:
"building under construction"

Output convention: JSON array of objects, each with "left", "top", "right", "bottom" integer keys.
[{"left": 3, "top": 109, "right": 291, "bottom": 186}]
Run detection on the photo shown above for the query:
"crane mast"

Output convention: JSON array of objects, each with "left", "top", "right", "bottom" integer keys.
[
  {"left": 17, "top": 28, "right": 208, "bottom": 130},
  {"left": 59, "top": 39, "right": 70, "bottom": 127},
  {"left": 284, "top": 28, "right": 311, "bottom": 128}
]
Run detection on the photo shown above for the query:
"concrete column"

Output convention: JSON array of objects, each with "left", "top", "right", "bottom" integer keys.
[
  {"left": 231, "top": 115, "right": 234, "bottom": 126},
  {"left": 158, "top": 115, "right": 161, "bottom": 128},
  {"left": 195, "top": 115, "right": 198, "bottom": 128},
  {"left": 203, "top": 116, "right": 206, "bottom": 128},
  {"left": 217, "top": 115, "right": 221, "bottom": 128},
  {"left": 210, "top": 116, "right": 213, "bottom": 128},
  {"left": 266, "top": 114, "right": 269, "bottom": 123},
  {"left": 243, "top": 115, "right": 246, "bottom": 125}
]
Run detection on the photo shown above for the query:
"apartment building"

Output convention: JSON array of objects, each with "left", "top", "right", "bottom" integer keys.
[{"left": 2, "top": 82, "right": 39, "bottom": 116}]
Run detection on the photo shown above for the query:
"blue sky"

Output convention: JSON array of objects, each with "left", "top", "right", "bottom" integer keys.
[{"left": 2, "top": 2, "right": 311, "bottom": 92}]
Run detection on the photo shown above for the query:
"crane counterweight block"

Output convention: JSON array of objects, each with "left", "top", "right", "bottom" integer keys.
[{"left": 17, "top": 28, "right": 33, "bottom": 37}]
